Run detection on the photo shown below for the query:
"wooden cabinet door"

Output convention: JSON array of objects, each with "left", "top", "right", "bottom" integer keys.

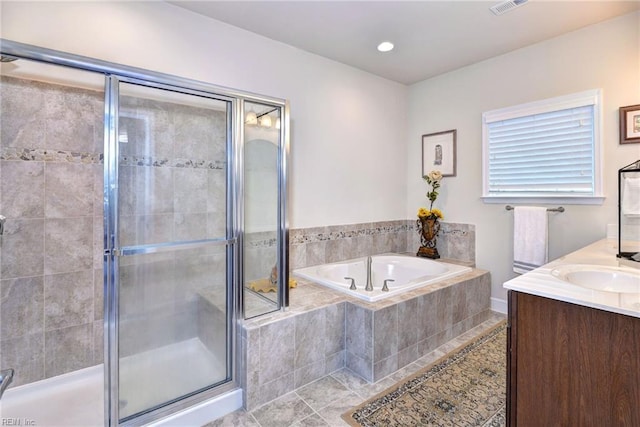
[{"left": 507, "top": 291, "right": 640, "bottom": 426}]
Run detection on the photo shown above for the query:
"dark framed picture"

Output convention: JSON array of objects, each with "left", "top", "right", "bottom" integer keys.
[
  {"left": 422, "top": 129, "right": 456, "bottom": 177},
  {"left": 619, "top": 104, "right": 640, "bottom": 144}
]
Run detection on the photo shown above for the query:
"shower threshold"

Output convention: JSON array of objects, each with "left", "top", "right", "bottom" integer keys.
[{"left": 1, "top": 337, "right": 236, "bottom": 426}]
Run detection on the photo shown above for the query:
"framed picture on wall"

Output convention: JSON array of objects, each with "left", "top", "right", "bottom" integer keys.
[
  {"left": 422, "top": 129, "right": 456, "bottom": 177},
  {"left": 620, "top": 104, "right": 640, "bottom": 144}
]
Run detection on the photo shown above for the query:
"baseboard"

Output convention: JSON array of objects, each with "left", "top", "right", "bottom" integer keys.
[{"left": 491, "top": 297, "right": 507, "bottom": 314}]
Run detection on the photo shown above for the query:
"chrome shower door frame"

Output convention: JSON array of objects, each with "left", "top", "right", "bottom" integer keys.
[
  {"left": 104, "top": 75, "right": 240, "bottom": 426},
  {"left": 1, "top": 38, "right": 290, "bottom": 427}
]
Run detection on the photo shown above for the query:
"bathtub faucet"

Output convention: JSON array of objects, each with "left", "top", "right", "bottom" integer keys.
[
  {"left": 0, "top": 368, "right": 14, "bottom": 399},
  {"left": 365, "top": 256, "right": 373, "bottom": 292}
]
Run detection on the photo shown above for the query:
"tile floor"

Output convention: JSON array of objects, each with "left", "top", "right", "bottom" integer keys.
[{"left": 203, "top": 311, "right": 506, "bottom": 427}]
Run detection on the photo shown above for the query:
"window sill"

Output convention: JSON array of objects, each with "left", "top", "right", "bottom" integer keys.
[{"left": 482, "top": 195, "right": 606, "bottom": 205}]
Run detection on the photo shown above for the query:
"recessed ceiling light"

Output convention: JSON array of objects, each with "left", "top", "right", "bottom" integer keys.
[{"left": 377, "top": 41, "right": 394, "bottom": 52}]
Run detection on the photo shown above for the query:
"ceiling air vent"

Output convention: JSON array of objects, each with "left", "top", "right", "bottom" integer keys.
[{"left": 490, "top": 0, "right": 528, "bottom": 16}]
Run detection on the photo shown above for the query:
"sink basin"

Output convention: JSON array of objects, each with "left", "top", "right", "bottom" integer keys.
[{"left": 551, "top": 265, "right": 640, "bottom": 293}]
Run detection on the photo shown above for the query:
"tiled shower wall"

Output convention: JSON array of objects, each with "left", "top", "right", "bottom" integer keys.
[
  {"left": 0, "top": 76, "right": 229, "bottom": 387},
  {"left": 0, "top": 76, "right": 104, "bottom": 386}
]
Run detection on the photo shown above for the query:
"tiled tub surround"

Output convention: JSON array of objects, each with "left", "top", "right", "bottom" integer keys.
[
  {"left": 242, "top": 221, "right": 476, "bottom": 290},
  {"left": 0, "top": 75, "right": 229, "bottom": 388},
  {"left": 241, "top": 267, "right": 491, "bottom": 410},
  {"left": 289, "top": 220, "right": 476, "bottom": 271}
]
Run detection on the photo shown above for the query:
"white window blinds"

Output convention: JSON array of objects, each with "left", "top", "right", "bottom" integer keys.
[{"left": 482, "top": 89, "right": 602, "bottom": 201}]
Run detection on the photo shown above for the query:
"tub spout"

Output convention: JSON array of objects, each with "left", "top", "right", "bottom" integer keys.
[
  {"left": 0, "top": 368, "right": 14, "bottom": 399},
  {"left": 365, "top": 256, "right": 373, "bottom": 291}
]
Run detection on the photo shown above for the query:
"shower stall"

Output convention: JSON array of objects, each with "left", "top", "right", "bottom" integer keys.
[{"left": 0, "top": 40, "right": 289, "bottom": 426}]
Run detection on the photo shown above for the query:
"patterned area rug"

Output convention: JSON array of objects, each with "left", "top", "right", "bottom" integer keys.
[{"left": 343, "top": 321, "right": 507, "bottom": 427}]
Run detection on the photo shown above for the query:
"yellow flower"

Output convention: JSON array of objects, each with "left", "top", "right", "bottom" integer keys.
[
  {"left": 417, "top": 207, "right": 430, "bottom": 218},
  {"left": 431, "top": 208, "right": 444, "bottom": 219}
]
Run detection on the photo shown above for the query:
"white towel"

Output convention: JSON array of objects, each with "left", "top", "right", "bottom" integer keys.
[
  {"left": 622, "top": 177, "right": 640, "bottom": 217},
  {"left": 513, "top": 206, "right": 548, "bottom": 274}
]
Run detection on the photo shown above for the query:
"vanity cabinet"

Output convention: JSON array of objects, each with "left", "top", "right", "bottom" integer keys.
[{"left": 507, "top": 291, "right": 640, "bottom": 426}]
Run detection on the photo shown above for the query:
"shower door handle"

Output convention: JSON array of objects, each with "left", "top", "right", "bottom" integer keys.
[{"left": 113, "top": 237, "right": 236, "bottom": 257}]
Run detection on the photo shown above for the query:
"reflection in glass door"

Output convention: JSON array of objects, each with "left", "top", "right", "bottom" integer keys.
[
  {"left": 243, "top": 101, "right": 283, "bottom": 319},
  {"left": 106, "top": 78, "right": 233, "bottom": 423}
]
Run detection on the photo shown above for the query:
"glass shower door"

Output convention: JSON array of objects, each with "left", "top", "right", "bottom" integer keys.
[{"left": 107, "top": 79, "right": 233, "bottom": 423}]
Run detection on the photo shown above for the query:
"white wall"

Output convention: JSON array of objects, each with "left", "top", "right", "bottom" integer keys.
[
  {"left": 0, "top": 1, "right": 408, "bottom": 229},
  {"left": 407, "top": 11, "right": 640, "bottom": 302}
]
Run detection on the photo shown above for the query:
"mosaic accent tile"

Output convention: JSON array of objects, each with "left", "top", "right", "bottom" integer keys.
[
  {"left": 118, "top": 155, "right": 225, "bottom": 169},
  {"left": 290, "top": 221, "right": 412, "bottom": 245},
  {"left": 0, "top": 147, "right": 102, "bottom": 164},
  {"left": 0, "top": 148, "right": 226, "bottom": 171}
]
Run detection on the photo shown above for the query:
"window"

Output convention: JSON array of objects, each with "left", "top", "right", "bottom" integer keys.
[{"left": 482, "top": 89, "right": 603, "bottom": 204}]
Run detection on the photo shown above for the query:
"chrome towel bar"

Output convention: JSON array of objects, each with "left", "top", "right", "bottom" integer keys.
[{"left": 505, "top": 205, "right": 565, "bottom": 212}]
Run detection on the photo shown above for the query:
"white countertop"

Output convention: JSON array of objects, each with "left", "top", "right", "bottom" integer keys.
[{"left": 504, "top": 239, "right": 640, "bottom": 318}]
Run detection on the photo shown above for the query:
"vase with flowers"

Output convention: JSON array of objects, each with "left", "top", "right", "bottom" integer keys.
[{"left": 417, "top": 170, "right": 444, "bottom": 259}]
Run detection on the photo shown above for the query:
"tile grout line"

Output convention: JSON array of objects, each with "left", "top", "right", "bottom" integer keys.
[
  {"left": 247, "top": 411, "right": 262, "bottom": 427},
  {"left": 294, "top": 389, "right": 354, "bottom": 427},
  {"left": 293, "top": 391, "right": 325, "bottom": 426}
]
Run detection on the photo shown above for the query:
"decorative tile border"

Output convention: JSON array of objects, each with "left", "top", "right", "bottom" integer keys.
[
  {"left": 246, "top": 237, "right": 277, "bottom": 248},
  {"left": 290, "top": 221, "right": 412, "bottom": 245},
  {"left": 440, "top": 228, "right": 470, "bottom": 237},
  {"left": 0, "top": 148, "right": 227, "bottom": 171},
  {"left": 1, "top": 147, "right": 103, "bottom": 164},
  {"left": 119, "top": 155, "right": 225, "bottom": 169}
]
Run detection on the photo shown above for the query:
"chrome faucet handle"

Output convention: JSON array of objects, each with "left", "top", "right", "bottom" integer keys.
[
  {"left": 344, "top": 277, "right": 357, "bottom": 291},
  {"left": 382, "top": 279, "right": 394, "bottom": 292}
]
